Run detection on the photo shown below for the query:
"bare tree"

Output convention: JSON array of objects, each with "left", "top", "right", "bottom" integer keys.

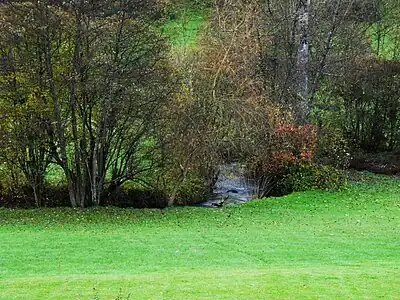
[{"left": 257, "top": 0, "right": 376, "bottom": 122}]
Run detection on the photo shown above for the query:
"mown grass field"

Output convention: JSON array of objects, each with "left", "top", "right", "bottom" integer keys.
[{"left": 0, "top": 173, "right": 399, "bottom": 299}]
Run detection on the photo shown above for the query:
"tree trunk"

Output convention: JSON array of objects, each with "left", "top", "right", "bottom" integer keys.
[
  {"left": 70, "top": 6, "right": 86, "bottom": 208},
  {"left": 41, "top": 5, "right": 77, "bottom": 208},
  {"left": 295, "top": 0, "right": 311, "bottom": 124}
]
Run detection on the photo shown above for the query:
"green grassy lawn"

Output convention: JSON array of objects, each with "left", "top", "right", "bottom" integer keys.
[
  {"left": 369, "top": 24, "right": 400, "bottom": 59},
  {"left": 0, "top": 173, "right": 399, "bottom": 299},
  {"left": 164, "top": 8, "right": 207, "bottom": 47}
]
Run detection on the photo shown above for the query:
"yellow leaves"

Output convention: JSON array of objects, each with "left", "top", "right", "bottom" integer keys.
[
  {"left": 0, "top": 72, "right": 28, "bottom": 86},
  {"left": 0, "top": 87, "right": 52, "bottom": 128}
]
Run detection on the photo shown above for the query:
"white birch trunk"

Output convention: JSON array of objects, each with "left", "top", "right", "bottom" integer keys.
[{"left": 295, "top": 0, "right": 311, "bottom": 123}]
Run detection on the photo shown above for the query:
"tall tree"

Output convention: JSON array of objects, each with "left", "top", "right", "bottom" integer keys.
[
  {"left": 294, "top": 0, "right": 311, "bottom": 123},
  {"left": 1, "top": 0, "right": 174, "bottom": 207}
]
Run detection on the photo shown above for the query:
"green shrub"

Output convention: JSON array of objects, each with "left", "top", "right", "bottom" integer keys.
[
  {"left": 278, "top": 162, "right": 347, "bottom": 194},
  {"left": 175, "top": 171, "right": 210, "bottom": 205},
  {"left": 316, "top": 128, "right": 352, "bottom": 169}
]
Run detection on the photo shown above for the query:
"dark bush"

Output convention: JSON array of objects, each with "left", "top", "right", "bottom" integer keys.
[
  {"left": 102, "top": 187, "right": 168, "bottom": 209},
  {"left": 0, "top": 184, "right": 70, "bottom": 208},
  {"left": 334, "top": 58, "right": 400, "bottom": 152},
  {"left": 0, "top": 181, "right": 168, "bottom": 209}
]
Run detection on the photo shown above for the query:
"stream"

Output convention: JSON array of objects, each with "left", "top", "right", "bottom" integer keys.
[{"left": 196, "top": 163, "right": 257, "bottom": 208}]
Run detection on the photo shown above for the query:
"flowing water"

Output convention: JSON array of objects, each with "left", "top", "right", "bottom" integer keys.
[{"left": 197, "top": 163, "right": 256, "bottom": 208}]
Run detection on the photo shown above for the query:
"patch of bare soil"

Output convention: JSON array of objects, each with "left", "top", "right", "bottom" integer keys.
[{"left": 350, "top": 152, "right": 400, "bottom": 175}]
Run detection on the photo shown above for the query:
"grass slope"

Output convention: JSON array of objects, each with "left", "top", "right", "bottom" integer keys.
[
  {"left": 0, "top": 173, "right": 399, "bottom": 299},
  {"left": 164, "top": 5, "right": 208, "bottom": 47}
]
